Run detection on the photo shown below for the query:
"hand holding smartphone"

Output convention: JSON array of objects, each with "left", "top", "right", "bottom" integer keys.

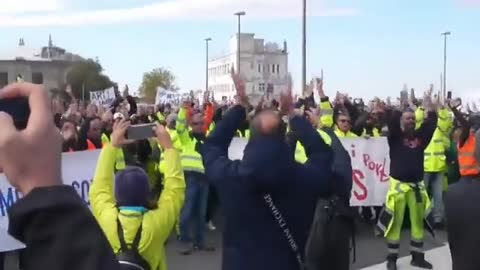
[
  {"left": 126, "top": 123, "right": 157, "bottom": 140},
  {"left": 0, "top": 97, "right": 30, "bottom": 130}
]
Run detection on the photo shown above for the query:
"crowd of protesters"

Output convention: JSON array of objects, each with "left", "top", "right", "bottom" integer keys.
[{"left": 1, "top": 73, "right": 480, "bottom": 270}]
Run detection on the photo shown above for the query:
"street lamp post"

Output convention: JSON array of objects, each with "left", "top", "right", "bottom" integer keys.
[
  {"left": 441, "top": 31, "right": 451, "bottom": 100},
  {"left": 302, "top": 0, "right": 307, "bottom": 96},
  {"left": 205, "top": 38, "right": 212, "bottom": 95},
  {"left": 234, "top": 11, "right": 246, "bottom": 74}
]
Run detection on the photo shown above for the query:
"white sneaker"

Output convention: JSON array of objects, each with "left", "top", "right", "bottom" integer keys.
[{"left": 207, "top": 221, "right": 216, "bottom": 231}]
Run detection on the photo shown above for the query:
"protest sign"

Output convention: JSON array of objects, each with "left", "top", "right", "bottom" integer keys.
[
  {"left": 155, "top": 87, "right": 180, "bottom": 105},
  {"left": 228, "top": 137, "right": 390, "bottom": 206},
  {"left": 90, "top": 87, "right": 115, "bottom": 107},
  {"left": 0, "top": 137, "right": 390, "bottom": 251},
  {"left": 340, "top": 138, "right": 390, "bottom": 206}
]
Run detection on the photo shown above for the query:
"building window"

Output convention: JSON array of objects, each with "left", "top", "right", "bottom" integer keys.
[
  {"left": 0, "top": 72, "right": 8, "bottom": 88},
  {"left": 277, "top": 64, "right": 280, "bottom": 74},
  {"left": 259, "top": 83, "right": 265, "bottom": 92},
  {"left": 258, "top": 64, "right": 261, "bottom": 73},
  {"left": 32, "top": 72, "right": 43, "bottom": 84},
  {"left": 267, "top": 65, "right": 270, "bottom": 73}
]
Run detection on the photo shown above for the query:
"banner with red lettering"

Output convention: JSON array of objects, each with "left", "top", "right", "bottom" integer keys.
[{"left": 341, "top": 138, "right": 390, "bottom": 206}]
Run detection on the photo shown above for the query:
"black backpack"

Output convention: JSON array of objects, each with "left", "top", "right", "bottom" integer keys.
[
  {"left": 116, "top": 218, "right": 150, "bottom": 270},
  {"left": 304, "top": 128, "right": 355, "bottom": 269}
]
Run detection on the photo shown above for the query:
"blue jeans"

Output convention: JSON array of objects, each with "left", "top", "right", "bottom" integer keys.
[
  {"left": 179, "top": 173, "right": 209, "bottom": 247},
  {"left": 424, "top": 172, "right": 444, "bottom": 223}
]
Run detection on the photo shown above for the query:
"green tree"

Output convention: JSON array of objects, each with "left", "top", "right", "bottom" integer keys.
[
  {"left": 66, "top": 59, "right": 115, "bottom": 100},
  {"left": 139, "top": 68, "right": 177, "bottom": 103}
]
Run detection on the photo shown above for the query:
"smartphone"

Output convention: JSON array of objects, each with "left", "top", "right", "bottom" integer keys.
[
  {"left": 447, "top": 91, "right": 452, "bottom": 100},
  {"left": 126, "top": 123, "right": 156, "bottom": 140},
  {"left": 0, "top": 97, "right": 30, "bottom": 130}
]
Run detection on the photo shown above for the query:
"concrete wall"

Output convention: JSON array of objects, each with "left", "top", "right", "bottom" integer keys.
[{"left": 0, "top": 60, "right": 73, "bottom": 90}]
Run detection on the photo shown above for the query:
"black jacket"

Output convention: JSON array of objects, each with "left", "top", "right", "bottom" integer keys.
[
  {"left": 201, "top": 105, "right": 333, "bottom": 270},
  {"left": 8, "top": 186, "right": 119, "bottom": 270}
]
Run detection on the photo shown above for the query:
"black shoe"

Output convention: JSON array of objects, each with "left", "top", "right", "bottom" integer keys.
[
  {"left": 386, "top": 260, "right": 397, "bottom": 270},
  {"left": 194, "top": 244, "right": 216, "bottom": 252},
  {"left": 411, "top": 252, "right": 433, "bottom": 269},
  {"left": 178, "top": 243, "right": 194, "bottom": 256}
]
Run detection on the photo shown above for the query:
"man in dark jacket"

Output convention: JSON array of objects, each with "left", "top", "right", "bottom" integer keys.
[
  {"left": 0, "top": 82, "right": 120, "bottom": 270},
  {"left": 201, "top": 79, "right": 333, "bottom": 270}
]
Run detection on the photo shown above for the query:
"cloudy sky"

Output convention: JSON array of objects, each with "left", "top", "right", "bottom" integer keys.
[{"left": 0, "top": 0, "right": 478, "bottom": 99}]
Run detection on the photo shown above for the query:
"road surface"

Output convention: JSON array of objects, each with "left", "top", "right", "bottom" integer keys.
[{"left": 165, "top": 221, "right": 448, "bottom": 270}]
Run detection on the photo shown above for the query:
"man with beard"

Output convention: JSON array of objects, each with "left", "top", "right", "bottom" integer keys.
[
  {"left": 377, "top": 94, "right": 437, "bottom": 270},
  {"left": 78, "top": 117, "right": 103, "bottom": 150}
]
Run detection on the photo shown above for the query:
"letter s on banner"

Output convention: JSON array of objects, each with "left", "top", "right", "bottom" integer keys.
[{"left": 352, "top": 169, "right": 368, "bottom": 201}]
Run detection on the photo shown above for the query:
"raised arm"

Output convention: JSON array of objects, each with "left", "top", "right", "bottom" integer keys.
[
  {"left": 289, "top": 113, "right": 333, "bottom": 193},
  {"left": 175, "top": 105, "right": 191, "bottom": 145},
  {"left": 149, "top": 124, "right": 186, "bottom": 243},
  {"left": 89, "top": 144, "right": 117, "bottom": 219},
  {"left": 202, "top": 105, "right": 246, "bottom": 181}
]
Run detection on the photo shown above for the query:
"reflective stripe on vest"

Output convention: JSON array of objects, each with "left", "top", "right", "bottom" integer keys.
[
  {"left": 320, "top": 108, "right": 333, "bottom": 115},
  {"left": 180, "top": 138, "right": 205, "bottom": 173},
  {"left": 457, "top": 133, "right": 480, "bottom": 176},
  {"left": 424, "top": 130, "right": 447, "bottom": 172}
]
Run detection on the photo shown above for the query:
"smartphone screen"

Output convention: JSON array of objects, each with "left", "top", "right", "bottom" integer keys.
[
  {"left": 126, "top": 123, "right": 156, "bottom": 140},
  {"left": 0, "top": 97, "right": 30, "bottom": 130}
]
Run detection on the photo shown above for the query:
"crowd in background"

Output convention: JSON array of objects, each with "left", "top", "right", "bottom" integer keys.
[{"left": 3, "top": 75, "right": 480, "bottom": 270}]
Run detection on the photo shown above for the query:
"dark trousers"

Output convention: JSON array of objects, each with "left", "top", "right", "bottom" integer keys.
[
  {"left": 179, "top": 173, "right": 209, "bottom": 247},
  {"left": 305, "top": 199, "right": 352, "bottom": 270},
  {"left": 445, "top": 177, "right": 480, "bottom": 270},
  {"left": 206, "top": 184, "right": 219, "bottom": 222}
]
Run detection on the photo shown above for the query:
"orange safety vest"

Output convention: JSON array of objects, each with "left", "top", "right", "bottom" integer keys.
[
  {"left": 86, "top": 139, "right": 98, "bottom": 150},
  {"left": 458, "top": 132, "right": 480, "bottom": 177}
]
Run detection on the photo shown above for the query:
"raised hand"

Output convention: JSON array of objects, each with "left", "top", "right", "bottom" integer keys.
[
  {"left": 316, "top": 77, "right": 325, "bottom": 98},
  {"left": 280, "top": 77, "right": 294, "bottom": 117},
  {"left": 110, "top": 119, "right": 135, "bottom": 148},
  {"left": 231, "top": 68, "right": 249, "bottom": 108},
  {"left": 154, "top": 123, "right": 173, "bottom": 150},
  {"left": 0, "top": 83, "right": 62, "bottom": 195}
]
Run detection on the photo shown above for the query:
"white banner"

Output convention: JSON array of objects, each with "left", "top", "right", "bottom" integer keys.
[
  {"left": 340, "top": 138, "right": 390, "bottom": 206},
  {"left": 155, "top": 88, "right": 180, "bottom": 105},
  {"left": 90, "top": 87, "right": 116, "bottom": 107},
  {"left": 0, "top": 137, "right": 390, "bottom": 251},
  {"left": 228, "top": 137, "right": 390, "bottom": 206}
]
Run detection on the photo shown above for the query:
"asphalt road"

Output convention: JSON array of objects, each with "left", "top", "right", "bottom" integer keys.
[
  {"left": 165, "top": 221, "right": 448, "bottom": 270},
  {"left": 1, "top": 221, "right": 447, "bottom": 270}
]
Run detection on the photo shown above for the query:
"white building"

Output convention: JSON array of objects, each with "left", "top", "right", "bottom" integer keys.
[{"left": 208, "top": 33, "right": 289, "bottom": 104}]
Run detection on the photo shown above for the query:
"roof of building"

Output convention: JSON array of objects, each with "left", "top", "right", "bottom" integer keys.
[
  {"left": 0, "top": 37, "right": 84, "bottom": 62},
  {"left": 0, "top": 46, "right": 49, "bottom": 62}
]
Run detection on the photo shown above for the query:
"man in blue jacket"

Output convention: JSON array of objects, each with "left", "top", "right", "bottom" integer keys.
[{"left": 201, "top": 75, "right": 333, "bottom": 270}]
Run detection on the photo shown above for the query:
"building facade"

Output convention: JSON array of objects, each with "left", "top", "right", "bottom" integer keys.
[
  {"left": 0, "top": 37, "right": 84, "bottom": 90},
  {"left": 208, "top": 33, "right": 289, "bottom": 104}
]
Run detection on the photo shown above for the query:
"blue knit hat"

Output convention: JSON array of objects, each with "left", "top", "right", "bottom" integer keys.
[{"left": 114, "top": 167, "right": 150, "bottom": 207}]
